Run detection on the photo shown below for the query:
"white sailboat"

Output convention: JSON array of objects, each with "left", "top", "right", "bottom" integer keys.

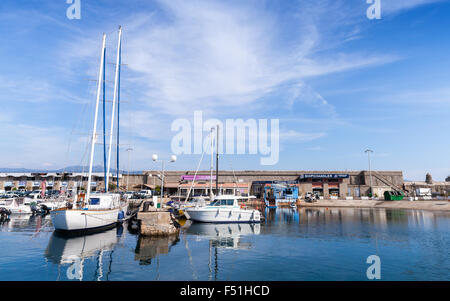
[{"left": 51, "top": 27, "right": 127, "bottom": 233}]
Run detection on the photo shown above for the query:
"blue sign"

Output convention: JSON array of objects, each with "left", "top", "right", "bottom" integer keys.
[
  {"left": 4, "top": 182, "right": 13, "bottom": 187},
  {"left": 300, "top": 174, "right": 349, "bottom": 179}
]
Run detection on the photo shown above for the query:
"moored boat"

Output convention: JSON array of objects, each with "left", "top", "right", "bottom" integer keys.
[
  {"left": 184, "top": 195, "right": 260, "bottom": 223},
  {"left": 50, "top": 194, "right": 126, "bottom": 232},
  {"left": 51, "top": 27, "right": 126, "bottom": 233},
  {"left": 2, "top": 198, "right": 33, "bottom": 214}
]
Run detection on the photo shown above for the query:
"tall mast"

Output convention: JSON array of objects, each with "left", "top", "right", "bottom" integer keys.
[
  {"left": 116, "top": 26, "right": 122, "bottom": 191},
  {"left": 106, "top": 26, "right": 122, "bottom": 192},
  {"left": 210, "top": 127, "right": 214, "bottom": 199},
  {"left": 215, "top": 125, "right": 219, "bottom": 194},
  {"left": 102, "top": 34, "right": 107, "bottom": 191},
  {"left": 86, "top": 33, "right": 107, "bottom": 202}
]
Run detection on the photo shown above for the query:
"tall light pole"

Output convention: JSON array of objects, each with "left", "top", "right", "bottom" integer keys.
[
  {"left": 152, "top": 154, "right": 177, "bottom": 206},
  {"left": 365, "top": 149, "right": 374, "bottom": 197},
  {"left": 126, "top": 148, "right": 133, "bottom": 191}
]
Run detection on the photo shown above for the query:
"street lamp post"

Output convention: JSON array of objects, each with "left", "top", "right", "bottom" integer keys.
[
  {"left": 365, "top": 149, "right": 374, "bottom": 198},
  {"left": 152, "top": 154, "right": 177, "bottom": 207}
]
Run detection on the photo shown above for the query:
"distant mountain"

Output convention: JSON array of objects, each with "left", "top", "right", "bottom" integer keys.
[{"left": 0, "top": 166, "right": 142, "bottom": 174}]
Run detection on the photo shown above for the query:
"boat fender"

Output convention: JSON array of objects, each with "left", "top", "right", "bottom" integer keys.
[{"left": 118, "top": 210, "right": 125, "bottom": 221}]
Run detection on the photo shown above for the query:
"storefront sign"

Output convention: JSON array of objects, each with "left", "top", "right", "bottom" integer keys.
[
  {"left": 300, "top": 174, "right": 349, "bottom": 179},
  {"left": 33, "top": 181, "right": 41, "bottom": 186},
  {"left": 19, "top": 181, "right": 26, "bottom": 186},
  {"left": 253, "top": 180, "right": 299, "bottom": 185},
  {"left": 4, "top": 182, "right": 13, "bottom": 187},
  {"left": 90, "top": 182, "right": 97, "bottom": 186}
]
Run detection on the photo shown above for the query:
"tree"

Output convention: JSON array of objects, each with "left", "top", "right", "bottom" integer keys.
[
  {"left": 425, "top": 173, "right": 433, "bottom": 184},
  {"left": 108, "top": 183, "right": 117, "bottom": 191},
  {"left": 446, "top": 175, "right": 450, "bottom": 182},
  {"left": 154, "top": 185, "right": 161, "bottom": 194}
]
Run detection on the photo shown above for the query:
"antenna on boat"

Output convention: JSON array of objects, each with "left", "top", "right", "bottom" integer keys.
[
  {"left": 86, "top": 33, "right": 107, "bottom": 202},
  {"left": 106, "top": 26, "right": 122, "bottom": 192}
]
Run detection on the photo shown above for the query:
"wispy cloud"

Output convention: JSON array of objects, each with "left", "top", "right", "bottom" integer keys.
[{"left": 280, "top": 130, "right": 326, "bottom": 141}]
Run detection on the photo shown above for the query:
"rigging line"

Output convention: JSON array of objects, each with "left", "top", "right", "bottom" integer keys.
[
  {"left": 63, "top": 90, "right": 91, "bottom": 174},
  {"left": 184, "top": 149, "right": 206, "bottom": 204},
  {"left": 229, "top": 161, "right": 239, "bottom": 191}
]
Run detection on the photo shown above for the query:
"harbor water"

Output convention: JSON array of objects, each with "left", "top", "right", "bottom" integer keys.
[{"left": 0, "top": 207, "right": 448, "bottom": 281}]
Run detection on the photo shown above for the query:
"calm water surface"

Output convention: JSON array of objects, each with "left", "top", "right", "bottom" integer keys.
[{"left": 0, "top": 207, "right": 448, "bottom": 281}]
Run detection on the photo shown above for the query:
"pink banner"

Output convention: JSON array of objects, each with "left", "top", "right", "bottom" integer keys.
[{"left": 181, "top": 175, "right": 216, "bottom": 181}]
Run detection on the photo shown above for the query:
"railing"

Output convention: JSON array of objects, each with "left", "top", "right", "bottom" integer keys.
[{"left": 371, "top": 171, "right": 404, "bottom": 193}]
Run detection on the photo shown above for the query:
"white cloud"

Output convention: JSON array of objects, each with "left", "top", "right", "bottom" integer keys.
[
  {"left": 280, "top": 130, "right": 326, "bottom": 141},
  {"left": 382, "top": 0, "right": 444, "bottom": 14},
  {"left": 119, "top": 0, "right": 396, "bottom": 117}
]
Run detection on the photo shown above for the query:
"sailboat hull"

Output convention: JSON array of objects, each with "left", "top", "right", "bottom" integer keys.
[{"left": 51, "top": 208, "right": 121, "bottom": 232}]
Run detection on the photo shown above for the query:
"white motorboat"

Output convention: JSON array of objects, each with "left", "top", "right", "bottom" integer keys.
[
  {"left": 2, "top": 198, "right": 33, "bottom": 214},
  {"left": 38, "top": 200, "right": 67, "bottom": 211},
  {"left": 290, "top": 202, "right": 297, "bottom": 209},
  {"left": 184, "top": 195, "right": 261, "bottom": 223}
]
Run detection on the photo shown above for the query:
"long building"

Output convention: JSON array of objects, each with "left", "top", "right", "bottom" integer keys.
[
  {"left": 2, "top": 169, "right": 447, "bottom": 199},
  {"left": 140, "top": 170, "right": 405, "bottom": 198}
]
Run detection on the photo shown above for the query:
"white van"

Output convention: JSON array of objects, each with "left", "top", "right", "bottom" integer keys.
[{"left": 139, "top": 190, "right": 152, "bottom": 197}]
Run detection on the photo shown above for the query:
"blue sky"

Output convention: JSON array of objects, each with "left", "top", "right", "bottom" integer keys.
[{"left": 0, "top": 0, "right": 449, "bottom": 180}]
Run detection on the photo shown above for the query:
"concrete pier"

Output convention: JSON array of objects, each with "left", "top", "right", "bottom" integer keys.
[
  {"left": 298, "top": 199, "right": 450, "bottom": 211},
  {"left": 137, "top": 207, "right": 180, "bottom": 236}
]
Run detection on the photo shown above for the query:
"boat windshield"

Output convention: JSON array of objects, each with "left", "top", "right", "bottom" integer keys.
[{"left": 209, "top": 199, "right": 235, "bottom": 206}]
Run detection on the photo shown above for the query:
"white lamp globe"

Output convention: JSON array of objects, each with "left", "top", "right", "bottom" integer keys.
[
  {"left": 170, "top": 155, "right": 177, "bottom": 162},
  {"left": 152, "top": 154, "right": 158, "bottom": 161}
]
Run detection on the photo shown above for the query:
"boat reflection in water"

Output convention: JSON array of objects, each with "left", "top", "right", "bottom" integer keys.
[
  {"left": 185, "top": 222, "right": 260, "bottom": 249},
  {"left": 184, "top": 222, "right": 261, "bottom": 280},
  {"left": 45, "top": 226, "right": 123, "bottom": 281},
  {"left": 1, "top": 214, "right": 52, "bottom": 231}
]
